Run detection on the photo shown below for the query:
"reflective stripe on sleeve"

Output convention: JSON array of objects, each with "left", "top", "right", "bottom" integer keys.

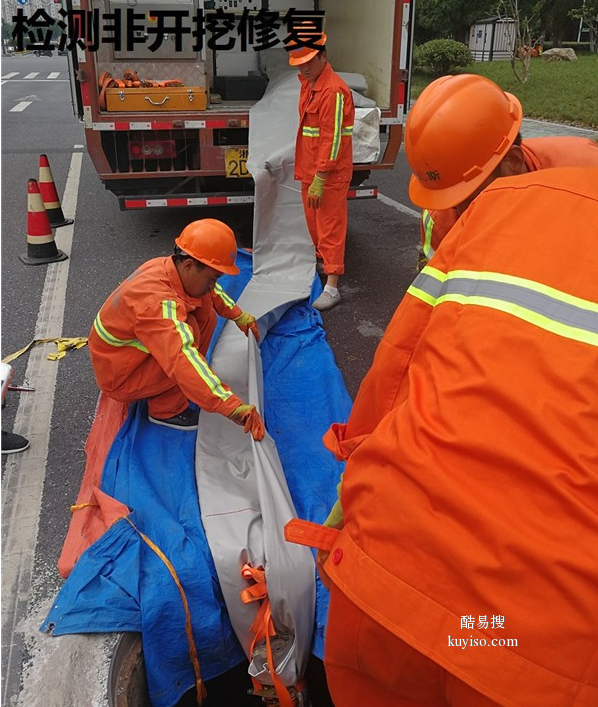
[
  {"left": 213, "top": 283, "right": 235, "bottom": 309},
  {"left": 341, "top": 126, "right": 353, "bottom": 136},
  {"left": 93, "top": 313, "right": 150, "bottom": 353},
  {"left": 408, "top": 267, "right": 598, "bottom": 348},
  {"left": 330, "top": 92, "right": 344, "bottom": 161},
  {"left": 162, "top": 300, "right": 233, "bottom": 402},
  {"left": 302, "top": 126, "right": 320, "bottom": 137},
  {"left": 422, "top": 210, "right": 435, "bottom": 259}
]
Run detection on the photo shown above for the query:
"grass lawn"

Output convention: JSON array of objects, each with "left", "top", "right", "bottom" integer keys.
[{"left": 410, "top": 53, "right": 598, "bottom": 129}]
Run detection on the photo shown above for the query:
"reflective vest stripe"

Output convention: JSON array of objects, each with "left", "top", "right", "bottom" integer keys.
[
  {"left": 162, "top": 300, "right": 232, "bottom": 402},
  {"left": 302, "top": 126, "right": 353, "bottom": 138},
  {"left": 422, "top": 210, "right": 435, "bottom": 259},
  {"left": 302, "top": 127, "right": 353, "bottom": 137},
  {"left": 93, "top": 313, "right": 150, "bottom": 353},
  {"left": 213, "top": 283, "right": 235, "bottom": 309},
  {"left": 330, "top": 92, "right": 344, "bottom": 161},
  {"left": 408, "top": 267, "right": 598, "bottom": 347}
]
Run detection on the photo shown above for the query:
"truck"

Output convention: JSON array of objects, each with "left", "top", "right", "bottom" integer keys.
[{"left": 62, "top": 0, "right": 414, "bottom": 211}]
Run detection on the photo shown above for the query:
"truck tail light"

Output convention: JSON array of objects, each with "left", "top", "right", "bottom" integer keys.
[{"left": 128, "top": 139, "right": 176, "bottom": 160}]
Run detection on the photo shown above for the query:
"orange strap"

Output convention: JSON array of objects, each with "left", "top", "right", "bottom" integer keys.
[
  {"left": 284, "top": 518, "right": 339, "bottom": 552},
  {"left": 240, "top": 564, "right": 296, "bottom": 707},
  {"left": 124, "top": 518, "right": 208, "bottom": 706},
  {"left": 70, "top": 502, "right": 207, "bottom": 705}
]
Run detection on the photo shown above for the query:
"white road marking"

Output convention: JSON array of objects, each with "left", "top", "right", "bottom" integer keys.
[
  {"left": 377, "top": 191, "right": 421, "bottom": 219},
  {"left": 6, "top": 79, "right": 69, "bottom": 82},
  {"left": 1, "top": 72, "right": 19, "bottom": 79},
  {"left": 47, "top": 72, "right": 60, "bottom": 79},
  {"left": 24, "top": 72, "right": 39, "bottom": 79},
  {"left": 1, "top": 152, "right": 82, "bottom": 707},
  {"left": 10, "top": 102, "right": 32, "bottom": 113}
]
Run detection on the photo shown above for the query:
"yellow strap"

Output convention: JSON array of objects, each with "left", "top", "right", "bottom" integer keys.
[{"left": 2, "top": 337, "right": 88, "bottom": 364}]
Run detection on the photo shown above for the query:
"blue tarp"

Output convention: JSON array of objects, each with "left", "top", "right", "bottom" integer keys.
[{"left": 42, "top": 251, "right": 352, "bottom": 707}]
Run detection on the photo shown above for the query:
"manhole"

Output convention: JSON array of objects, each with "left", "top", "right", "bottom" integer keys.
[{"left": 108, "top": 633, "right": 333, "bottom": 707}]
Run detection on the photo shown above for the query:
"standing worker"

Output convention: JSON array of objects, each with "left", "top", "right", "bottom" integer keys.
[
  {"left": 289, "top": 28, "right": 355, "bottom": 311},
  {"left": 89, "top": 219, "right": 264, "bottom": 439},
  {"left": 293, "top": 73, "right": 598, "bottom": 707},
  {"left": 415, "top": 74, "right": 598, "bottom": 265}
]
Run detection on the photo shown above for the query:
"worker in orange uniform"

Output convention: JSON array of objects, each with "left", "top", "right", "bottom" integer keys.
[
  {"left": 290, "top": 75, "right": 598, "bottom": 707},
  {"left": 416, "top": 74, "right": 598, "bottom": 265},
  {"left": 89, "top": 219, "right": 265, "bottom": 439},
  {"left": 289, "top": 29, "right": 355, "bottom": 311}
]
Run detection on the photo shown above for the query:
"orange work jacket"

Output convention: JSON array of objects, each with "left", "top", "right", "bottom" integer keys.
[
  {"left": 324, "top": 168, "right": 598, "bottom": 707},
  {"left": 420, "top": 136, "right": 598, "bottom": 259},
  {"left": 89, "top": 256, "right": 243, "bottom": 417},
  {"left": 294, "top": 62, "right": 355, "bottom": 184}
]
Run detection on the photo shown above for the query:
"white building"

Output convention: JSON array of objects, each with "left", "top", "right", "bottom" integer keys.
[{"left": 469, "top": 16, "right": 516, "bottom": 61}]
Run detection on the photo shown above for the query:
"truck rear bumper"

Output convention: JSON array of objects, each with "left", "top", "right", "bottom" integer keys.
[{"left": 120, "top": 186, "right": 378, "bottom": 211}]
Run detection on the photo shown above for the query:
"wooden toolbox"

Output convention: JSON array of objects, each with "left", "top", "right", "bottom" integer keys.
[{"left": 105, "top": 86, "right": 207, "bottom": 112}]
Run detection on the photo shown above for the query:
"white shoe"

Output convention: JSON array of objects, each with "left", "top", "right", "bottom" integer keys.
[{"left": 312, "top": 290, "right": 341, "bottom": 311}]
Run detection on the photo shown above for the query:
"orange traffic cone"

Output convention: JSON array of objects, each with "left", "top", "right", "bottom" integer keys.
[
  {"left": 38, "top": 154, "right": 74, "bottom": 228},
  {"left": 20, "top": 179, "right": 68, "bottom": 265}
]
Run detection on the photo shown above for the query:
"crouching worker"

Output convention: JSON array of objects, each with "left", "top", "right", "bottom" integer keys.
[{"left": 89, "top": 219, "right": 265, "bottom": 439}]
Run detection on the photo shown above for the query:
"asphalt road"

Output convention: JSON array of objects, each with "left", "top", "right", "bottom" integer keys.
[{"left": 1, "top": 52, "right": 421, "bottom": 707}]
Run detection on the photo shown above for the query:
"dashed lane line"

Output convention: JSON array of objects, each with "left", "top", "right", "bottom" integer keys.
[{"left": 9, "top": 102, "right": 33, "bottom": 113}]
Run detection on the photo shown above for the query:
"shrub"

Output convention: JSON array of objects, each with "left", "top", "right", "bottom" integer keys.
[{"left": 413, "top": 39, "right": 473, "bottom": 77}]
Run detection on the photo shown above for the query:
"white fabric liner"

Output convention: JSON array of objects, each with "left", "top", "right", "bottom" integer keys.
[{"left": 195, "top": 62, "right": 377, "bottom": 688}]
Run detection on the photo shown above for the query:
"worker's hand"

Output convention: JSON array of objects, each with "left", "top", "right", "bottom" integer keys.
[
  {"left": 228, "top": 404, "right": 265, "bottom": 441},
  {"left": 233, "top": 312, "right": 260, "bottom": 341},
  {"left": 307, "top": 175, "right": 326, "bottom": 209}
]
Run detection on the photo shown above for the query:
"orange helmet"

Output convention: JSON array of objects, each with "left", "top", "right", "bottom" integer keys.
[
  {"left": 175, "top": 219, "right": 239, "bottom": 275},
  {"left": 288, "top": 29, "right": 327, "bottom": 66},
  {"left": 406, "top": 74, "right": 523, "bottom": 210}
]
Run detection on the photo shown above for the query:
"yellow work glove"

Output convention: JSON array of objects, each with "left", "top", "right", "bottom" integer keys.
[
  {"left": 307, "top": 174, "right": 326, "bottom": 209},
  {"left": 233, "top": 311, "right": 260, "bottom": 341},
  {"left": 228, "top": 403, "right": 265, "bottom": 441}
]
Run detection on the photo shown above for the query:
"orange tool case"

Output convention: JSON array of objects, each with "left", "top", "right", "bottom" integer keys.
[{"left": 105, "top": 86, "right": 207, "bottom": 112}]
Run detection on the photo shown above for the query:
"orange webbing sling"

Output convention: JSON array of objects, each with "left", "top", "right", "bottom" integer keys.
[{"left": 240, "top": 563, "right": 298, "bottom": 707}]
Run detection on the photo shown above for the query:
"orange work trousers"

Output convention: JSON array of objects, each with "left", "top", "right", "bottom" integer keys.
[
  {"left": 325, "top": 587, "right": 502, "bottom": 707},
  {"left": 104, "top": 309, "right": 216, "bottom": 420},
  {"left": 301, "top": 180, "right": 350, "bottom": 276}
]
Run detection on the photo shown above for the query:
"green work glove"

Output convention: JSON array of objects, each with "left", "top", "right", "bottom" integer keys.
[
  {"left": 233, "top": 311, "right": 260, "bottom": 341},
  {"left": 228, "top": 404, "right": 265, "bottom": 441},
  {"left": 307, "top": 174, "right": 326, "bottom": 208}
]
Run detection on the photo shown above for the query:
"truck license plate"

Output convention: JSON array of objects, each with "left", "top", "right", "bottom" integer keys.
[{"left": 225, "top": 147, "right": 250, "bottom": 178}]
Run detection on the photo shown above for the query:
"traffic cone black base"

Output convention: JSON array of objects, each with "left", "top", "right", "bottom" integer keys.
[
  {"left": 19, "top": 248, "right": 68, "bottom": 266},
  {"left": 21, "top": 178, "right": 69, "bottom": 266},
  {"left": 47, "top": 214, "right": 74, "bottom": 229},
  {"left": 39, "top": 154, "right": 74, "bottom": 229}
]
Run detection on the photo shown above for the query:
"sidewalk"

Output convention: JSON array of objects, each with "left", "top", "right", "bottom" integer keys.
[{"left": 521, "top": 117, "right": 598, "bottom": 139}]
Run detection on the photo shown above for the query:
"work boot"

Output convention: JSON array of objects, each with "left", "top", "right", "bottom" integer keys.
[
  {"left": 148, "top": 406, "right": 199, "bottom": 430},
  {"left": 312, "top": 290, "right": 341, "bottom": 311},
  {"left": 1, "top": 430, "right": 30, "bottom": 454}
]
